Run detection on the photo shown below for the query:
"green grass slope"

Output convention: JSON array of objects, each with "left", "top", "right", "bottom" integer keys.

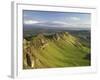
[{"left": 23, "top": 32, "right": 91, "bottom": 69}]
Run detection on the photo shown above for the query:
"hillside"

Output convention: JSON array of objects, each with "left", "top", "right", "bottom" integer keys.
[{"left": 23, "top": 32, "right": 91, "bottom": 69}]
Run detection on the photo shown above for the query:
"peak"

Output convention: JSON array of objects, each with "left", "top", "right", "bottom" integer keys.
[{"left": 37, "top": 33, "right": 44, "bottom": 37}]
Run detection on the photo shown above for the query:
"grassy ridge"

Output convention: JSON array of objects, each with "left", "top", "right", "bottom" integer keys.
[{"left": 23, "top": 32, "right": 90, "bottom": 69}]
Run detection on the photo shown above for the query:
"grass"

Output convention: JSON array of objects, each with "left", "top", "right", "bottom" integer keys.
[{"left": 23, "top": 32, "right": 91, "bottom": 69}]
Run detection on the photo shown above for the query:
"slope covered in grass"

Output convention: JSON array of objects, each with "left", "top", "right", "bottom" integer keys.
[{"left": 23, "top": 32, "right": 90, "bottom": 69}]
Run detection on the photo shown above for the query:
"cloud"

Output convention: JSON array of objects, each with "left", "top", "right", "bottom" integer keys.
[
  {"left": 24, "top": 20, "right": 40, "bottom": 25},
  {"left": 52, "top": 21, "right": 68, "bottom": 25},
  {"left": 24, "top": 19, "right": 90, "bottom": 29},
  {"left": 70, "top": 17, "right": 80, "bottom": 21}
]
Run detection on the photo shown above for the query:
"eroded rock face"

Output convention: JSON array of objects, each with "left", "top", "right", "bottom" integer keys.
[
  {"left": 23, "top": 34, "right": 49, "bottom": 69},
  {"left": 55, "top": 33, "right": 60, "bottom": 40},
  {"left": 31, "top": 34, "right": 48, "bottom": 49},
  {"left": 26, "top": 53, "right": 32, "bottom": 67}
]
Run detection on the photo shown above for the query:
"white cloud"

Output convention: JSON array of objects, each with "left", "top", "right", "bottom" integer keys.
[
  {"left": 24, "top": 20, "right": 39, "bottom": 25},
  {"left": 70, "top": 17, "right": 80, "bottom": 21},
  {"left": 52, "top": 21, "right": 67, "bottom": 25}
]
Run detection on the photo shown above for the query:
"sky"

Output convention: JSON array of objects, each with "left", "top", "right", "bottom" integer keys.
[{"left": 23, "top": 10, "right": 91, "bottom": 28}]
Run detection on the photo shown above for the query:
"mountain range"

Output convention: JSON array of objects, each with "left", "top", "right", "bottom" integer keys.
[{"left": 23, "top": 31, "right": 91, "bottom": 69}]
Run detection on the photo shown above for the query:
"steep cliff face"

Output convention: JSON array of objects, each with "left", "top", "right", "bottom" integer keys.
[{"left": 23, "top": 32, "right": 90, "bottom": 69}]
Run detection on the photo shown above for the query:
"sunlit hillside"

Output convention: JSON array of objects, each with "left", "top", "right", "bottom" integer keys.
[{"left": 23, "top": 32, "right": 91, "bottom": 69}]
